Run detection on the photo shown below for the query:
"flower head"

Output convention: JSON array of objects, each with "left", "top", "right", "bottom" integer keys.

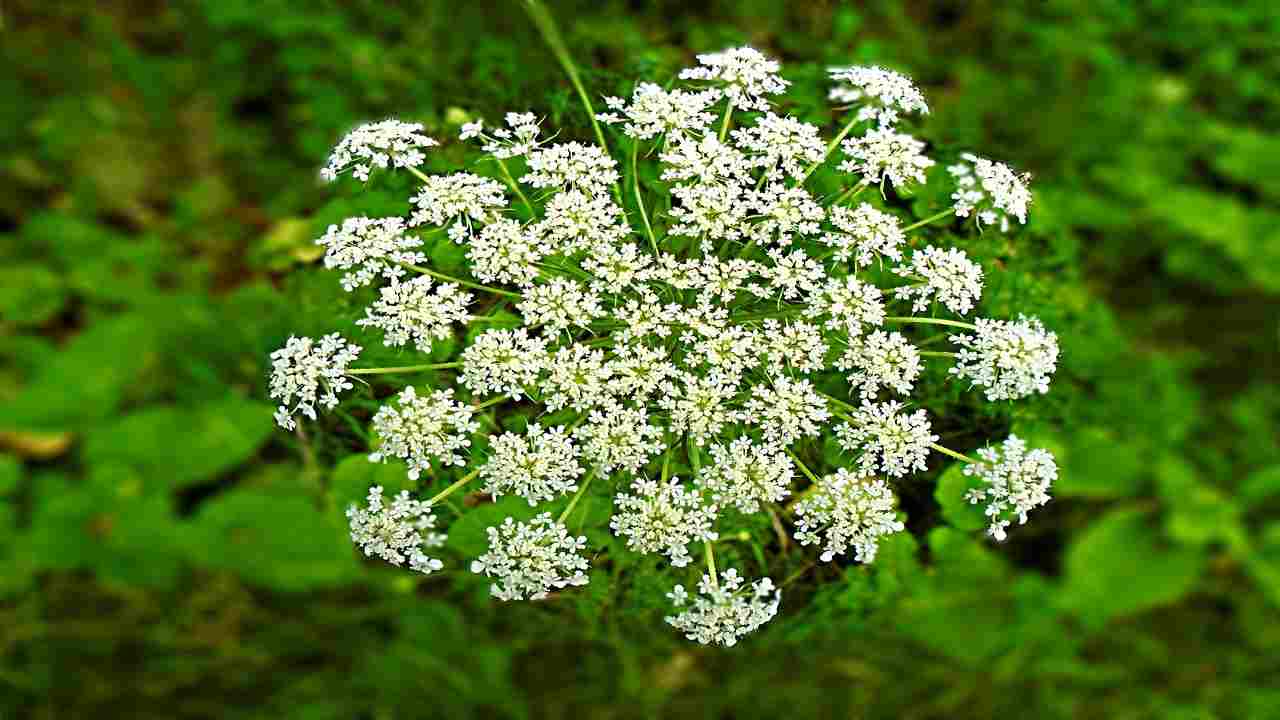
[
  {"left": 409, "top": 172, "right": 508, "bottom": 232},
  {"left": 793, "top": 469, "right": 904, "bottom": 562},
  {"left": 836, "top": 330, "right": 922, "bottom": 400},
  {"left": 611, "top": 478, "right": 718, "bottom": 567},
  {"left": 369, "top": 387, "right": 479, "bottom": 480},
  {"left": 963, "top": 435, "right": 1056, "bottom": 541},
  {"left": 836, "top": 400, "right": 937, "bottom": 477},
  {"left": 949, "top": 315, "right": 1059, "bottom": 401},
  {"left": 347, "top": 486, "right": 446, "bottom": 574},
  {"left": 598, "top": 82, "right": 722, "bottom": 140},
  {"left": 696, "top": 438, "right": 793, "bottom": 513},
  {"left": 315, "top": 217, "right": 425, "bottom": 291},
  {"left": 357, "top": 277, "right": 471, "bottom": 352},
  {"left": 893, "top": 246, "right": 984, "bottom": 316},
  {"left": 827, "top": 66, "right": 929, "bottom": 128},
  {"left": 679, "top": 46, "right": 788, "bottom": 112},
  {"left": 823, "top": 203, "right": 907, "bottom": 266},
  {"left": 471, "top": 514, "right": 590, "bottom": 600},
  {"left": 481, "top": 424, "right": 584, "bottom": 505},
  {"left": 461, "top": 328, "right": 548, "bottom": 400},
  {"left": 948, "top": 153, "right": 1032, "bottom": 231},
  {"left": 666, "top": 569, "right": 779, "bottom": 647},
  {"left": 321, "top": 119, "right": 437, "bottom": 182},
  {"left": 269, "top": 334, "right": 361, "bottom": 430},
  {"left": 839, "top": 128, "right": 935, "bottom": 189}
]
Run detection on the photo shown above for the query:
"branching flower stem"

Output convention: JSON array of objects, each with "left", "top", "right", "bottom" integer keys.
[
  {"left": 632, "top": 139, "right": 659, "bottom": 254},
  {"left": 558, "top": 469, "right": 596, "bottom": 523},
  {"left": 404, "top": 262, "right": 523, "bottom": 299},
  {"left": 801, "top": 112, "right": 863, "bottom": 182},
  {"left": 885, "top": 315, "right": 977, "bottom": 331},
  {"left": 902, "top": 208, "right": 954, "bottom": 232},
  {"left": 348, "top": 362, "right": 461, "bottom": 375},
  {"left": 930, "top": 443, "right": 979, "bottom": 464},
  {"left": 426, "top": 468, "right": 481, "bottom": 506}
]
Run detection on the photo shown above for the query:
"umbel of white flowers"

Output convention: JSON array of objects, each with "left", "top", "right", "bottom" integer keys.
[{"left": 270, "top": 49, "right": 1060, "bottom": 648}]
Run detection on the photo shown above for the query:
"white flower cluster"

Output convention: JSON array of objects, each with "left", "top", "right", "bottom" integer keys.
[
  {"left": 950, "top": 315, "right": 1060, "bottom": 401},
  {"left": 666, "top": 569, "right": 780, "bottom": 647},
  {"left": 793, "top": 469, "right": 905, "bottom": 562},
  {"left": 269, "top": 333, "right": 361, "bottom": 430},
  {"left": 470, "top": 514, "right": 590, "bottom": 600},
  {"left": 321, "top": 119, "right": 438, "bottom": 182},
  {"left": 369, "top": 387, "right": 479, "bottom": 480},
  {"left": 948, "top": 152, "right": 1033, "bottom": 231},
  {"left": 964, "top": 435, "right": 1057, "bottom": 541},
  {"left": 274, "top": 46, "right": 1063, "bottom": 648},
  {"left": 828, "top": 65, "right": 929, "bottom": 128},
  {"left": 347, "top": 486, "right": 447, "bottom": 574}
]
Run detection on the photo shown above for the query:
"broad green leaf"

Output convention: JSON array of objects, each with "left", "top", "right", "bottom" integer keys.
[{"left": 933, "top": 462, "right": 987, "bottom": 532}]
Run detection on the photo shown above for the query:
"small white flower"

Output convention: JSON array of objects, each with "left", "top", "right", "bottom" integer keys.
[
  {"left": 836, "top": 400, "right": 937, "bottom": 477},
  {"left": 660, "top": 373, "right": 740, "bottom": 447},
  {"left": 459, "top": 119, "right": 484, "bottom": 140},
  {"left": 611, "top": 477, "right": 718, "bottom": 567},
  {"left": 823, "top": 203, "right": 906, "bottom": 266},
  {"left": 748, "top": 186, "right": 826, "bottom": 247},
  {"left": 949, "top": 315, "right": 1059, "bottom": 401},
  {"left": 521, "top": 142, "right": 620, "bottom": 195},
  {"left": 668, "top": 181, "right": 752, "bottom": 242},
  {"left": 471, "top": 112, "right": 543, "bottom": 158},
  {"left": 742, "top": 377, "right": 831, "bottom": 446},
  {"left": 665, "top": 569, "right": 779, "bottom": 646},
  {"left": 356, "top": 277, "right": 471, "bottom": 353},
  {"left": 461, "top": 328, "right": 548, "bottom": 400},
  {"left": 518, "top": 278, "right": 605, "bottom": 335},
  {"left": 760, "top": 248, "right": 827, "bottom": 300},
  {"left": 893, "top": 245, "right": 984, "bottom": 316},
  {"left": 839, "top": 127, "right": 935, "bottom": 189},
  {"left": 679, "top": 46, "right": 789, "bottom": 112},
  {"left": 808, "top": 275, "right": 886, "bottom": 336},
  {"left": 269, "top": 333, "right": 361, "bottom": 430},
  {"left": 660, "top": 135, "right": 752, "bottom": 185},
  {"left": 759, "top": 320, "right": 828, "bottom": 375},
  {"left": 948, "top": 153, "right": 1032, "bottom": 231},
  {"left": 543, "top": 344, "right": 614, "bottom": 412},
  {"left": 480, "top": 424, "right": 583, "bottom": 505},
  {"left": 347, "top": 485, "right": 446, "bottom": 574},
  {"left": 471, "top": 514, "right": 590, "bottom": 600},
  {"left": 827, "top": 66, "right": 929, "bottom": 128},
  {"left": 409, "top": 173, "right": 508, "bottom": 230},
  {"left": 321, "top": 119, "right": 437, "bottom": 182},
  {"left": 466, "top": 217, "right": 546, "bottom": 288},
  {"left": 369, "top": 386, "right": 479, "bottom": 480},
  {"left": 696, "top": 437, "right": 793, "bottom": 513},
  {"left": 835, "top": 330, "right": 922, "bottom": 400},
  {"left": 598, "top": 82, "right": 722, "bottom": 140},
  {"left": 731, "top": 113, "right": 825, "bottom": 181},
  {"left": 793, "top": 469, "right": 904, "bottom": 562},
  {"left": 573, "top": 406, "right": 665, "bottom": 475},
  {"left": 315, "top": 217, "right": 425, "bottom": 291},
  {"left": 536, "top": 190, "right": 628, "bottom": 255},
  {"left": 963, "top": 435, "right": 1056, "bottom": 541}
]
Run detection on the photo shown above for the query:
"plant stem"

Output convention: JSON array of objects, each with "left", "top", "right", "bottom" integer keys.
[
  {"left": 521, "top": 0, "right": 621, "bottom": 202},
  {"left": 829, "top": 180, "right": 870, "bottom": 207},
  {"left": 902, "top": 208, "right": 954, "bottom": 232},
  {"left": 405, "top": 166, "right": 432, "bottom": 184},
  {"left": 558, "top": 470, "right": 595, "bottom": 523},
  {"left": 801, "top": 112, "right": 862, "bottom": 182},
  {"left": 718, "top": 102, "right": 733, "bottom": 141},
  {"left": 348, "top": 362, "right": 461, "bottom": 375},
  {"left": 885, "top": 316, "right": 977, "bottom": 331},
  {"left": 404, "top": 263, "right": 523, "bottom": 299},
  {"left": 815, "top": 390, "right": 859, "bottom": 414},
  {"left": 472, "top": 395, "right": 509, "bottom": 411},
  {"left": 705, "top": 541, "right": 718, "bottom": 591},
  {"left": 426, "top": 468, "right": 480, "bottom": 506},
  {"left": 494, "top": 157, "right": 535, "bottom": 216},
  {"left": 931, "top": 443, "right": 979, "bottom": 464},
  {"left": 631, "top": 139, "right": 659, "bottom": 254},
  {"left": 918, "top": 350, "right": 957, "bottom": 358},
  {"left": 786, "top": 449, "right": 821, "bottom": 485}
]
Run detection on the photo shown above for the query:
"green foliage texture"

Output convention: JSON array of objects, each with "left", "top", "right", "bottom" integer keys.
[{"left": 1, "top": 1, "right": 1278, "bottom": 717}]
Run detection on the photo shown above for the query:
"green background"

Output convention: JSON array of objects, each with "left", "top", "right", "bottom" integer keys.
[{"left": 2, "top": 1, "right": 1278, "bottom": 717}]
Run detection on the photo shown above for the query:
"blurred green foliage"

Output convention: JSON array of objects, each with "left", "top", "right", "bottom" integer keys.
[{"left": 2, "top": 0, "right": 1278, "bottom": 717}]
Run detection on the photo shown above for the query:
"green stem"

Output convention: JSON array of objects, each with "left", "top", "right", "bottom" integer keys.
[
  {"left": 521, "top": 0, "right": 621, "bottom": 202},
  {"left": 558, "top": 470, "right": 595, "bottom": 523},
  {"left": 472, "top": 395, "right": 509, "bottom": 411},
  {"left": 348, "top": 362, "right": 460, "bottom": 375},
  {"left": 802, "top": 113, "right": 862, "bottom": 182},
  {"left": 786, "top": 449, "right": 822, "bottom": 486},
  {"left": 705, "top": 541, "right": 718, "bottom": 591},
  {"left": 494, "top": 157, "right": 535, "bottom": 216},
  {"left": 931, "top": 443, "right": 979, "bottom": 464},
  {"left": 885, "top": 316, "right": 977, "bottom": 331},
  {"left": 405, "top": 166, "right": 432, "bottom": 184},
  {"left": 404, "top": 263, "right": 523, "bottom": 299},
  {"left": 829, "top": 180, "right": 870, "bottom": 207},
  {"left": 718, "top": 102, "right": 733, "bottom": 142},
  {"left": 919, "top": 350, "right": 957, "bottom": 358},
  {"left": 815, "top": 390, "right": 859, "bottom": 414},
  {"left": 902, "top": 208, "right": 954, "bottom": 232},
  {"left": 426, "top": 469, "right": 480, "bottom": 506},
  {"left": 631, "top": 139, "right": 659, "bottom": 254}
]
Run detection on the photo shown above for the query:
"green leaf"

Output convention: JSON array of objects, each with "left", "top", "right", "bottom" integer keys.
[
  {"left": 83, "top": 397, "right": 275, "bottom": 489},
  {"left": 446, "top": 495, "right": 539, "bottom": 556},
  {"left": 1055, "top": 426, "right": 1146, "bottom": 498},
  {"left": 0, "top": 264, "right": 67, "bottom": 327},
  {"left": 1064, "top": 507, "right": 1206, "bottom": 627},
  {"left": 933, "top": 462, "right": 987, "bottom": 532}
]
